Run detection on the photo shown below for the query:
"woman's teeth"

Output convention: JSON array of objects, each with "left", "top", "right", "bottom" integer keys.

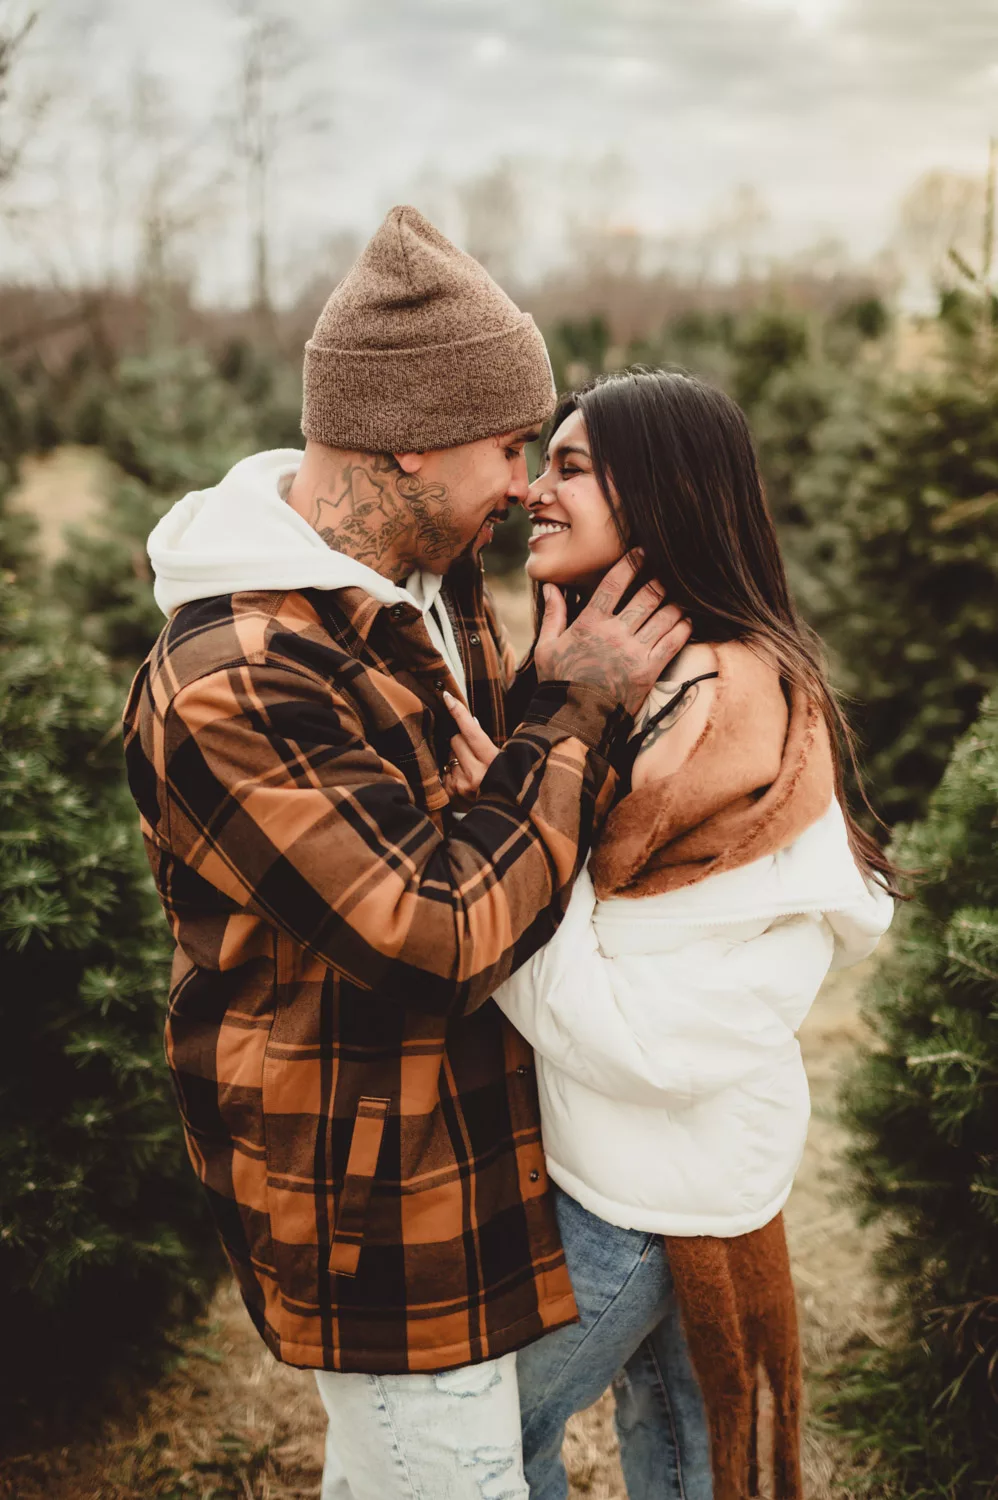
[{"left": 530, "top": 519, "right": 570, "bottom": 536}]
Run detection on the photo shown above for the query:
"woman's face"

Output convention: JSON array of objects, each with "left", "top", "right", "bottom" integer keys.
[{"left": 524, "top": 408, "right": 626, "bottom": 589}]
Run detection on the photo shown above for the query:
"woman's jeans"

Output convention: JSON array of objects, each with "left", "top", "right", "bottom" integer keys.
[{"left": 517, "top": 1186, "right": 713, "bottom": 1500}]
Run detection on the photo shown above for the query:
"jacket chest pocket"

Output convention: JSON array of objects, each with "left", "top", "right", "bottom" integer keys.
[{"left": 329, "top": 1096, "right": 390, "bottom": 1278}]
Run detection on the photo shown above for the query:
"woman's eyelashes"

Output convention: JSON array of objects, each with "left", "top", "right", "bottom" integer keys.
[{"left": 534, "top": 461, "right": 580, "bottom": 485}]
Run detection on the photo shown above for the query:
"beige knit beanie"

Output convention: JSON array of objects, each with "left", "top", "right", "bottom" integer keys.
[{"left": 302, "top": 205, "right": 555, "bottom": 452}]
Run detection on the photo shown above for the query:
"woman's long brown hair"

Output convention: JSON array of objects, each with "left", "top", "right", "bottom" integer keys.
[{"left": 537, "top": 369, "right": 903, "bottom": 896}]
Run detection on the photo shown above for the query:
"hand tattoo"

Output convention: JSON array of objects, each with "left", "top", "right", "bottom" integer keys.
[{"left": 538, "top": 625, "right": 638, "bottom": 705}]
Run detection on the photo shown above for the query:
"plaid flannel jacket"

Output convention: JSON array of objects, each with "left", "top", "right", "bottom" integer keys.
[{"left": 123, "top": 557, "right": 631, "bottom": 1373}]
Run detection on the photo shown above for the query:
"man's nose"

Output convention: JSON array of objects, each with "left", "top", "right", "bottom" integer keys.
[
  {"left": 506, "top": 452, "right": 531, "bottom": 505},
  {"left": 525, "top": 470, "right": 548, "bottom": 511}
]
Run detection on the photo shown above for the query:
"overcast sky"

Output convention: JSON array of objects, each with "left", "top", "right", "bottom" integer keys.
[{"left": 5, "top": 0, "right": 998, "bottom": 300}]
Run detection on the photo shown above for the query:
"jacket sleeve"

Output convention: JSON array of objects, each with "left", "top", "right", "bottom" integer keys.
[
  {"left": 153, "top": 661, "right": 629, "bottom": 1017},
  {"left": 493, "top": 868, "right": 838, "bottom": 1106},
  {"left": 826, "top": 881, "right": 895, "bottom": 970}
]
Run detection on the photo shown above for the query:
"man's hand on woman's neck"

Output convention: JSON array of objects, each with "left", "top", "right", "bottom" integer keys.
[{"left": 286, "top": 443, "right": 449, "bottom": 585}]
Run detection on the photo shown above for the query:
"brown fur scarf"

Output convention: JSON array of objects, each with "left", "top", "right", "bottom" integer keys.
[{"left": 592, "top": 641, "right": 836, "bottom": 1500}]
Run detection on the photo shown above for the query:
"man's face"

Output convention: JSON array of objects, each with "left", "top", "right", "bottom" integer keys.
[{"left": 396, "top": 427, "right": 540, "bottom": 571}]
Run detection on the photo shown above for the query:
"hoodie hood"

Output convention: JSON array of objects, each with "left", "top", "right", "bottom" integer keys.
[{"left": 148, "top": 448, "right": 446, "bottom": 618}]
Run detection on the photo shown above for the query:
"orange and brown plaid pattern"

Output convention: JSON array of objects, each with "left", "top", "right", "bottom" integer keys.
[{"left": 123, "top": 557, "right": 630, "bottom": 1373}]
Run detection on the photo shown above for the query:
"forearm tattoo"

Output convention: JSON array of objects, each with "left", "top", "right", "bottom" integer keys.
[{"left": 310, "top": 454, "right": 462, "bottom": 581}]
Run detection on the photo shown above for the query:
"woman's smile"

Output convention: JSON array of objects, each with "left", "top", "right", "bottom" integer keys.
[{"left": 528, "top": 517, "right": 572, "bottom": 545}]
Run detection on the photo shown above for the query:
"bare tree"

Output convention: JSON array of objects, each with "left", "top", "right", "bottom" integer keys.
[
  {"left": 228, "top": 0, "right": 329, "bottom": 322},
  {"left": 893, "top": 167, "right": 987, "bottom": 298},
  {"left": 563, "top": 151, "right": 636, "bottom": 277},
  {"left": 75, "top": 69, "right": 233, "bottom": 342},
  {"left": 0, "top": 3, "right": 73, "bottom": 287},
  {"left": 0, "top": 6, "right": 37, "bottom": 189},
  {"left": 694, "top": 183, "right": 773, "bottom": 284},
  {"left": 455, "top": 160, "right": 523, "bottom": 287},
  {"left": 129, "top": 74, "right": 226, "bottom": 301}
]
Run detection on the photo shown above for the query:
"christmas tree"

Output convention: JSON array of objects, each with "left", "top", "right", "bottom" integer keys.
[
  {"left": 0, "top": 495, "right": 217, "bottom": 1430},
  {"left": 793, "top": 346, "right": 998, "bottom": 827},
  {"left": 831, "top": 694, "right": 998, "bottom": 1493},
  {"left": 55, "top": 346, "right": 256, "bottom": 675}
]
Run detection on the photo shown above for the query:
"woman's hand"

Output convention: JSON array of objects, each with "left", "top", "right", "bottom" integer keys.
[{"left": 442, "top": 691, "right": 500, "bottom": 805}]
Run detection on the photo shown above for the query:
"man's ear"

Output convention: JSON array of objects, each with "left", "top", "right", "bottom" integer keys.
[{"left": 394, "top": 452, "right": 424, "bottom": 475}]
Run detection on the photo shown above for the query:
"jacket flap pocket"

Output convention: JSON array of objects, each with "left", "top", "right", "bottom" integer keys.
[{"left": 329, "top": 1096, "right": 390, "bottom": 1278}]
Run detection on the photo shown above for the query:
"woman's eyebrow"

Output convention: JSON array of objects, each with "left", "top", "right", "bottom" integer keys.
[{"left": 547, "top": 443, "right": 591, "bottom": 463}]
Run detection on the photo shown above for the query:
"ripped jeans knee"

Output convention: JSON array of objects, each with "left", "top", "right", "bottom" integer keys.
[{"left": 316, "top": 1352, "right": 528, "bottom": 1500}]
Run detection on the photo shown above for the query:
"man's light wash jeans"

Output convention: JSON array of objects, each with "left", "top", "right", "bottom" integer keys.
[
  {"left": 517, "top": 1186, "right": 712, "bottom": 1500},
  {"left": 315, "top": 1353, "right": 527, "bottom": 1500},
  {"left": 317, "top": 1186, "right": 711, "bottom": 1500}
]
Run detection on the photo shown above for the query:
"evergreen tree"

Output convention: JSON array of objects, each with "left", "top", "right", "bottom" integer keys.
[
  {"left": 830, "top": 696, "right": 998, "bottom": 1495},
  {"left": 793, "top": 350, "right": 998, "bottom": 827},
  {"left": 56, "top": 346, "right": 257, "bottom": 676},
  {"left": 729, "top": 307, "right": 810, "bottom": 410},
  {"left": 54, "top": 476, "right": 170, "bottom": 671},
  {"left": 546, "top": 314, "right": 612, "bottom": 390},
  {"left": 70, "top": 344, "right": 253, "bottom": 494},
  {"left": 215, "top": 334, "right": 305, "bottom": 451},
  {"left": 626, "top": 308, "right": 737, "bottom": 393},
  {"left": 0, "top": 531, "right": 217, "bottom": 1429}
]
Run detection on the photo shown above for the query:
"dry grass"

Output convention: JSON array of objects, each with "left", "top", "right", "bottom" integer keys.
[
  {"left": 0, "top": 1283, "right": 327, "bottom": 1500},
  {"left": 1, "top": 953, "right": 884, "bottom": 1500},
  {"left": 0, "top": 517, "right": 889, "bottom": 1500}
]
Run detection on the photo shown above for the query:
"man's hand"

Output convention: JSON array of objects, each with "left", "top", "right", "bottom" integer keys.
[
  {"left": 441, "top": 693, "right": 500, "bottom": 804},
  {"left": 534, "top": 552, "right": 691, "bottom": 717}
]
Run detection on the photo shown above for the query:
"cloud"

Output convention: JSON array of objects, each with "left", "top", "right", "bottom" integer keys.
[
  {"left": 8, "top": 0, "right": 998, "bottom": 297},
  {"left": 470, "top": 33, "right": 511, "bottom": 66}
]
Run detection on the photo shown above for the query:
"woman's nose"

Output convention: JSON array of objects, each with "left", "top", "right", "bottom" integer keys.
[{"left": 526, "top": 473, "right": 554, "bottom": 511}]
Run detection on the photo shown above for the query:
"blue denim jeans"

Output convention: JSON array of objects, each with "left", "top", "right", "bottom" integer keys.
[{"left": 517, "top": 1186, "right": 712, "bottom": 1500}]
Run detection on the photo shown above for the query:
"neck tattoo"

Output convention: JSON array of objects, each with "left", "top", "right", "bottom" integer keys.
[{"left": 309, "top": 454, "right": 461, "bottom": 584}]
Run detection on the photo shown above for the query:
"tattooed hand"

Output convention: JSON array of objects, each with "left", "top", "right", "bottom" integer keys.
[{"left": 534, "top": 552, "right": 691, "bottom": 717}]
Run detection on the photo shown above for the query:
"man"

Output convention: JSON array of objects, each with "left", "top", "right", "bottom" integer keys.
[{"left": 123, "top": 206, "right": 688, "bottom": 1499}]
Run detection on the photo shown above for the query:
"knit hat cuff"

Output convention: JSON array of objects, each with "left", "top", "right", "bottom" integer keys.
[{"left": 302, "top": 315, "right": 555, "bottom": 452}]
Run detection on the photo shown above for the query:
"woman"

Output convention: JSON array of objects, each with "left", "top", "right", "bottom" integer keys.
[{"left": 443, "top": 369, "right": 896, "bottom": 1500}]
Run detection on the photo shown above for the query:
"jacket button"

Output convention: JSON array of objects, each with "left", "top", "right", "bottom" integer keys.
[
  {"left": 516, "top": 1064, "right": 529, "bottom": 1076},
  {"left": 389, "top": 604, "right": 405, "bottom": 620},
  {"left": 529, "top": 1169, "right": 540, "bottom": 1183},
  {"left": 435, "top": 677, "right": 446, "bottom": 690},
  {"left": 468, "top": 633, "right": 481, "bottom": 646}
]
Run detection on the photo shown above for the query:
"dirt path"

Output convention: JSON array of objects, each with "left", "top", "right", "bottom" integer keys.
[
  {"left": 7, "top": 445, "right": 113, "bottom": 561},
  {"left": 0, "top": 576, "right": 887, "bottom": 1500}
]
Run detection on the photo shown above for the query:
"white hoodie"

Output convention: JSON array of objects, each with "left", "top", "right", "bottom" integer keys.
[
  {"left": 493, "top": 797, "right": 893, "bottom": 1236},
  {"left": 147, "top": 448, "right": 467, "bottom": 698}
]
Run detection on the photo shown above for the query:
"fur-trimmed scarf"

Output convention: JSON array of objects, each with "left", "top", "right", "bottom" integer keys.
[{"left": 591, "top": 639, "right": 836, "bottom": 1500}]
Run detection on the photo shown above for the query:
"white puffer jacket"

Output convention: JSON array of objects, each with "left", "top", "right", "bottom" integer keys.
[{"left": 494, "top": 797, "right": 893, "bottom": 1237}]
